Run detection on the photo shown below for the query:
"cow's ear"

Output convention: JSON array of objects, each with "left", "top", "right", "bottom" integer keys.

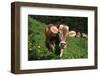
[
  {"left": 46, "top": 24, "right": 52, "bottom": 30},
  {"left": 65, "top": 26, "right": 69, "bottom": 31},
  {"left": 59, "top": 24, "right": 64, "bottom": 29},
  {"left": 45, "top": 27, "right": 49, "bottom": 32},
  {"left": 46, "top": 25, "right": 50, "bottom": 29},
  {"left": 50, "top": 26, "right": 58, "bottom": 34}
]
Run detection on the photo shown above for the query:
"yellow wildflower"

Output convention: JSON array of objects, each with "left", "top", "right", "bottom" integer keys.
[{"left": 38, "top": 46, "right": 40, "bottom": 48}]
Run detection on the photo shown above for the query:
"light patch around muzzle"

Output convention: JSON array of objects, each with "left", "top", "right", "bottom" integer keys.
[{"left": 59, "top": 41, "right": 67, "bottom": 49}]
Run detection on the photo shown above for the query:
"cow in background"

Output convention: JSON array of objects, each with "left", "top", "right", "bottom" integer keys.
[
  {"left": 45, "top": 24, "right": 69, "bottom": 58},
  {"left": 69, "top": 31, "right": 76, "bottom": 37}
]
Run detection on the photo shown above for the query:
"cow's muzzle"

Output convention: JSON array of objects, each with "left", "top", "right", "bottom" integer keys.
[{"left": 59, "top": 41, "right": 67, "bottom": 49}]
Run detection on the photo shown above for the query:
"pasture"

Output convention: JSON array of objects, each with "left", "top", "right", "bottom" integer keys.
[{"left": 28, "top": 15, "right": 88, "bottom": 60}]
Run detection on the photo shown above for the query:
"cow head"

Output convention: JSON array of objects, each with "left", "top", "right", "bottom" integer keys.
[{"left": 57, "top": 24, "right": 69, "bottom": 49}]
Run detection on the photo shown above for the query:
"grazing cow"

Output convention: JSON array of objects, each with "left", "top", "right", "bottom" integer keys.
[
  {"left": 76, "top": 31, "right": 81, "bottom": 38},
  {"left": 45, "top": 24, "right": 69, "bottom": 58},
  {"left": 82, "top": 33, "right": 88, "bottom": 39},
  {"left": 75, "top": 32, "right": 88, "bottom": 39},
  {"left": 69, "top": 31, "right": 76, "bottom": 37}
]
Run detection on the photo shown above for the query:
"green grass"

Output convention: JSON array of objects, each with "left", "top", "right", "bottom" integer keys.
[
  {"left": 62, "top": 37, "right": 88, "bottom": 59},
  {"left": 28, "top": 16, "right": 88, "bottom": 60}
]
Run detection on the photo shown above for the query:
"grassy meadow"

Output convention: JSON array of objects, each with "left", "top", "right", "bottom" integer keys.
[{"left": 28, "top": 15, "right": 88, "bottom": 60}]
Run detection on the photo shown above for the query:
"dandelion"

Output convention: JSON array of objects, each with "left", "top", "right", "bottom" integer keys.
[
  {"left": 37, "top": 45, "right": 41, "bottom": 48},
  {"left": 29, "top": 48, "right": 32, "bottom": 51}
]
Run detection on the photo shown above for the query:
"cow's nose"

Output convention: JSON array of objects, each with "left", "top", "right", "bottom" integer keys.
[{"left": 60, "top": 43, "right": 67, "bottom": 49}]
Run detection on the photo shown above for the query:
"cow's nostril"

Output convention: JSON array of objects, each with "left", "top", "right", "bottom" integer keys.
[{"left": 60, "top": 43, "right": 67, "bottom": 49}]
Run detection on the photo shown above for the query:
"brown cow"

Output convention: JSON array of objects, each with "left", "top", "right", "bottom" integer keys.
[
  {"left": 58, "top": 24, "right": 69, "bottom": 57},
  {"left": 45, "top": 24, "right": 69, "bottom": 58},
  {"left": 45, "top": 24, "right": 59, "bottom": 51}
]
